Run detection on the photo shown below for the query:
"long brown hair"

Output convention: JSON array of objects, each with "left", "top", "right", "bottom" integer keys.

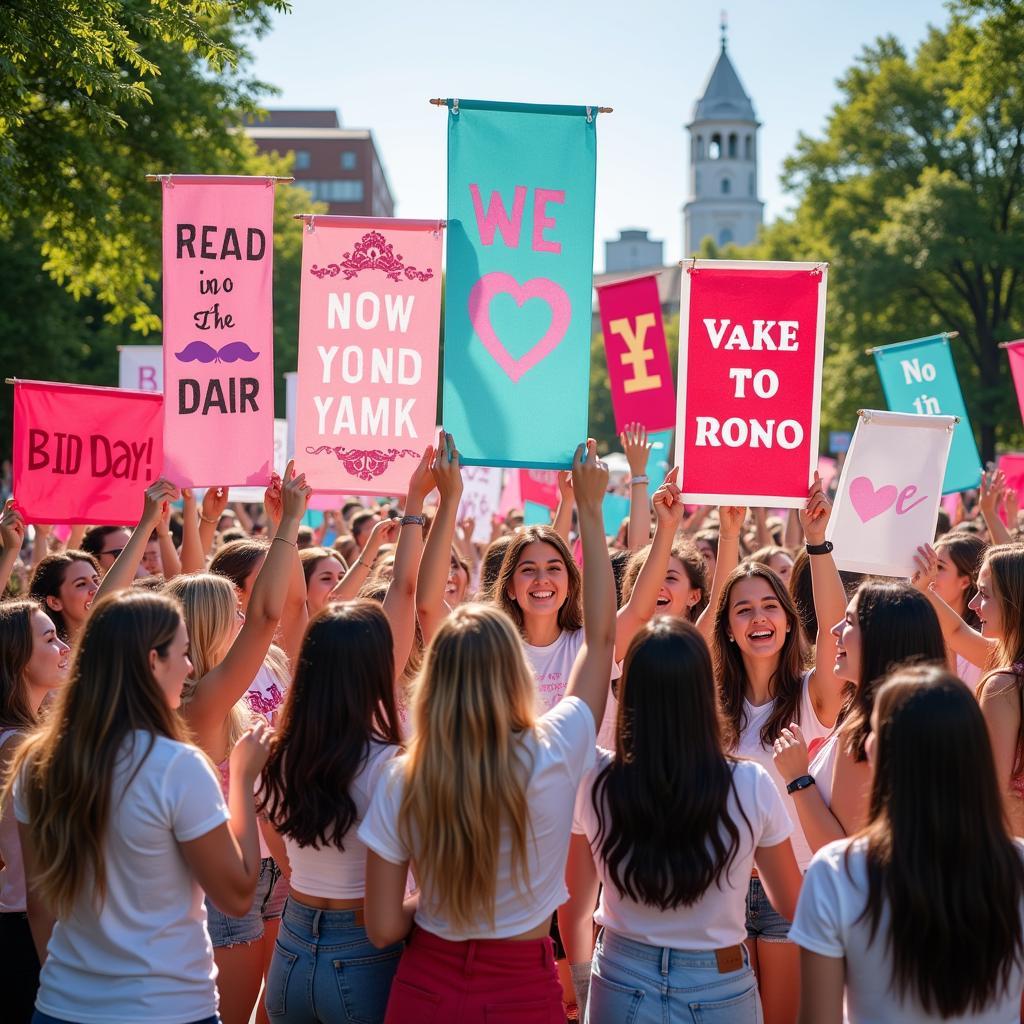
[
  {"left": 29, "top": 551, "right": 99, "bottom": 641},
  {"left": 713, "top": 562, "right": 805, "bottom": 748},
  {"left": 934, "top": 532, "right": 987, "bottom": 628},
  {"left": 594, "top": 618, "right": 750, "bottom": 907},
  {"left": 493, "top": 526, "right": 582, "bottom": 634},
  {"left": 836, "top": 582, "right": 945, "bottom": 762},
  {"left": 6, "top": 591, "right": 189, "bottom": 916},
  {"left": 0, "top": 601, "right": 40, "bottom": 729},
  {"left": 621, "top": 541, "right": 709, "bottom": 622},
  {"left": 399, "top": 604, "right": 536, "bottom": 930},
  {"left": 259, "top": 602, "right": 401, "bottom": 849},
  {"left": 856, "top": 667, "right": 1024, "bottom": 1016}
]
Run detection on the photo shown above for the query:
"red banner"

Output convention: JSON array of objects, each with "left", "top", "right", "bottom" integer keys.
[
  {"left": 12, "top": 381, "right": 164, "bottom": 525},
  {"left": 519, "top": 468, "right": 560, "bottom": 509},
  {"left": 1005, "top": 340, "right": 1024, "bottom": 428},
  {"left": 596, "top": 274, "right": 675, "bottom": 433},
  {"left": 161, "top": 175, "right": 276, "bottom": 487},
  {"left": 675, "top": 261, "right": 827, "bottom": 507}
]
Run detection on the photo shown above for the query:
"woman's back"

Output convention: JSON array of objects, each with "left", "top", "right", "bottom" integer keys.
[
  {"left": 14, "top": 731, "right": 227, "bottom": 1022},
  {"left": 575, "top": 754, "right": 791, "bottom": 949},
  {"left": 793, "top": 836, "right": 1024, "bottom": 1023},
  {"left": 360, "top": 695, "right": 595, "bottom": 940}
]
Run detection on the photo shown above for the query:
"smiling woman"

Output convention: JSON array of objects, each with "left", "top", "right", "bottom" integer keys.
[{"left": 28, "top": 551, "right": 101, "bottom": 645}]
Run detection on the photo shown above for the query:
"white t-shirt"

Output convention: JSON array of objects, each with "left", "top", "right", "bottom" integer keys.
[
  {"left": 524, "top": 628, "right": 620, "bottom": 747},
  {"left": 737, "top": 672, "right": 831, "bottom": 871},
  {"left": 285, "top": 740, "right": 399, "bottom": 900},
  {"left": 957, "top": 654, "right": 983, "bottom": 690},
  {"left": 574, "top": 752, "right": 792, "bottom": 948},
  {"left": 359, "top": 696, "right": 596, "bottom": 940},
  {"left": 14, "top": 732, "right": 228, "bottom": 1024},
  {"left": 791, "top": 837, "right": 1024, "bottom": 1023}
]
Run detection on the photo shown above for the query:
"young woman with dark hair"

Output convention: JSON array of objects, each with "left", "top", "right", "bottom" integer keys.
[
  {"left": 913, "top": 542, "right": 1024, "bottom": 835},
  {"left": 28, "top": 551, "right": 100, "bottom": 645},
  {"left": 0, "top": 601, "right": 70, "bottom": 1023},
  {"left": 773, "top": 580, "right": 946, "bottom": 855},
  {"left": 7, "top": 590, "right": 272, "bottom": 1024},
  {"left": 298, "top": 546, "right": 346, "bottom": 616},
  {"left": 792, "top": 666, "right": 1024, "bottom": 1022},
  {"left": 563, "top": 617, "right": 801, "bottom": 1022},
  {"left": 259, "top": 601, "right": 404, "bottom": 1023},
  {"left": 360, "top": 435, "right": 616, "bottom": 1023},
  {"left": 930, "top": 531, "right": 987, "bottom": 685},
  {"left": 713, "top": 474, "right": 848, "bottom": 1024}
]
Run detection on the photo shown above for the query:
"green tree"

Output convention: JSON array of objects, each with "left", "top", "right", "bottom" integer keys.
[{"left": 748, "top": 0, "right": 1024, "bottom": 460}]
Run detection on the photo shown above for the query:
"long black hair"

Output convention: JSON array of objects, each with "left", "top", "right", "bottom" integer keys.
[
  {"left": 258, "top": 601, "right": 401, "bottom": 849},
  {"left": 593, "top": 617, "right": 750, "bottom": 908}
]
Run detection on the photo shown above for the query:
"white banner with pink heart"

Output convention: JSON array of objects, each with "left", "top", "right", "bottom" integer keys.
[{"left": 826, "top": 409, "right": 955, "bottom": 577}]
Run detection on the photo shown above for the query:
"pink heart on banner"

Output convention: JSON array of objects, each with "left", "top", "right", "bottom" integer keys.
[
  {"left": 849, "top": 476, "right": 898, "bottom": 523},
  {"left": 469, "top": 272, "right": 571, "bottom": 383}
]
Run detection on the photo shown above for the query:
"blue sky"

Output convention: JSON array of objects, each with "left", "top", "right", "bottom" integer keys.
[{"left": 249, "top": 0, "right": 950, "bottom": 268}]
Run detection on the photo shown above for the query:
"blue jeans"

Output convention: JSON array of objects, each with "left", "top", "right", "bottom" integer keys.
[
  {"left": 745, "top": 876, "right": 791, "bottom": 942},
  {"left": 32, "top": 1015, "right": 218, "bottom": 1024},
  {"left": 587, "top": 929, "right": 762, "bottom": 1024},
  {"left": 265, "top": 897, "right": 403, "bottom": 1023}
]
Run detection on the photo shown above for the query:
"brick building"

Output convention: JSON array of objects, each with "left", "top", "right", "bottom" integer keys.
[{"left": 243, "top": 109, "right": 395, "bottom": 217}]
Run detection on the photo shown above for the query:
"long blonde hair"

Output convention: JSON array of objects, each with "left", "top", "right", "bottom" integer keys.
[
  {"left": 163, "top": 573, "right": 254, "bottom": 751},
  {"left": 4, "top": 592, "right": 189, "bottom": 916},
  {"left": 399, "top": 604, "right": 537, "bottom": 930}
]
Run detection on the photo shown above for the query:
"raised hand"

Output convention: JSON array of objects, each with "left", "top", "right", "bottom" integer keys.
[
  {"left": 718, "top": 505, "right": 747, "bottom": 540},
  {"left": 280, "top": 461, "right": 312, "bottom": 522},
  {"left": 406, "top": 445, "right": 436, "bottom": 507},
  {"left": 142, "top": 479, "right": 180, "bottom": 528},
  {"left": 201, "top": 486, "right": 229, "bottom": 526},
  {"left": 571, "top": 439, "right": 609, "bottom": 509},
  {"left": 430, "top": 430, "right": 464, "bottom": 502},
  {"left": 979, "top": 469, "right": 1005, "bottom": 516},
  {"left": 620, "top": 421, "right": 652, "bottom": 479},
  {"left": 263, "top": 473, "right": 283, "bottom": 528},
  {"left": 800, "top": 471, "right": 832, "bottom": 544},
  {"left": 0, "top": 500, "right": 26, "bottom": 552},
  {"left": 909, "top": 542, "right": 939, "bottom": 593},
  {"left": 652, "top": 466, "right": 684, "bottom": 527},
  {"left": 772, "top": 724, "right": 810, "bottom": 785}
]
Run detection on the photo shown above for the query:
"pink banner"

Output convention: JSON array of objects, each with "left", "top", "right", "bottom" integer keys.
[
  {"left": 519, "top": 469, "right": 560, "bottom": 509},
  {"left": 596, "top": 274, "right": 675, "bottom": 433},
  {"left": 1005, "top": 340, "right": 1024, "bottom": 427},
  {"left": 296, "top": 218, "right": 443, "bottom": 496},
  {"left": 12, "top": 381, "right": 163, "bottom": 525},
  {"left": 998, "top": 453, "right": 1024, "bottom": 496},
  {"left": 161, "top": 176, "right": 276, "bottom": 487}
]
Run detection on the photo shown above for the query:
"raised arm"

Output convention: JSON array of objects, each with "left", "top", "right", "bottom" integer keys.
[
  {"left": 383, "top": 446, "right": 434, "bottom": 677},
  {"left": 185, "top": 464, "right": 310, "bottom": 735},
  {"left": 262, "top": 473, "right": 308, "bottom": 664},
  {"left": 803, "top": 473, "right": 848, "bottom": 725},
  {"left": 695, "top": 506, "right": 745, "bottom": 640},
  {"left": 0, "top": 501, "right": 26, "bottom": 597},
  {"left": 156, "top": 500, "right": 181, "bottom": 580},
  {"left": 621, "top": 422, "right": 652, "bottom": 551},
  {"left": 911, "top": 544, "right": 996, "bottom": 668},
  {"left": 615, "top": 468, "right": 684, "bottom": 659},
  {"left": 179, "top": 490, "right": 205, "bottom": 574},
  {"left": 415, "top": 431, "right": 463, "bottom": 645},
  {"left": 979, "top": 470, "right": 1013, "bottom": 546},
  {"left": 30, "top": 523, "right": 52, "bottom": 568},
  {"left": 563, "top": 440, "right": 616, "bottom": 726},
  {"left": 327, "top": 517, "right": 401, "bottom": 602},
  {"left": 197, "top": 486, "right": 229, "bottom": 556},
  {"left": 752, "top": 506, "right": 775, "bottom": 549},
  {"left": 552, "top": 471, "right": 575, "bottom": 543},
  {"left": 95, "top": 480, "right": 180, "bottom": 602}
]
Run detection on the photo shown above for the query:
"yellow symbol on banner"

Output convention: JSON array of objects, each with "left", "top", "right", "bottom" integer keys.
[{"left": 610, "top": 314, "right": 661, "bottom": 394}]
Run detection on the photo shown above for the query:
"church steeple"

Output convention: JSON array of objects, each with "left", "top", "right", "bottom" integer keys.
[{"left": 683, "top": 19, "right": 764, "bottom": 255}]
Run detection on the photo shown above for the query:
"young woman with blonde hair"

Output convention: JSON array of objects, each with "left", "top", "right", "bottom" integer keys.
[
  {"left": 0, "top": 601, "right": 71, "bottom": 1022},
  {"left": 360, "top": 436, "right": 616, "bottom": 1023},
  {"left": 95, "top": 468, "right": 311, "bottom": 1024},
  {"left": 8, "top": 589, "right": 271, "bottom": 1024}
]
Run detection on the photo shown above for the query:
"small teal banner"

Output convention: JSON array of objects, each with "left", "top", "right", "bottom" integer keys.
[
  {"left": 443, "top": 99, "right": 598, "bottom": 468},
  {"left": 872, "top": 334, "right": 982, "bottom": 493}
]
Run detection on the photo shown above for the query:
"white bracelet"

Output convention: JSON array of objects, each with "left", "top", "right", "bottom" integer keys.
[{"left": 630, "top": 475, "right": 649, "bottom": 486}]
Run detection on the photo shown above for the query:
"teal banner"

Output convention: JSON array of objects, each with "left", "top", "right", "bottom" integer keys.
[
  {"left": 443, "top": 99, "right": 598, "bottom": 468},
  {"left": 872, "top": 334, "right": 982, "bottom": 493}
]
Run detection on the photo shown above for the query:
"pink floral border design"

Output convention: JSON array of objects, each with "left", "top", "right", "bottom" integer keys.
[
  {"left": 309, "top": 230, "right": 434, "bottom": 283},
  {"left": 306, "top": 445, "right": 420, "bottom": 482}
]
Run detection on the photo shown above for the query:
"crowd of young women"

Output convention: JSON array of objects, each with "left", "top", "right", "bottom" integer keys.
[{"left": 2, "top": 428, "right": 1024, "bottom": 1024}]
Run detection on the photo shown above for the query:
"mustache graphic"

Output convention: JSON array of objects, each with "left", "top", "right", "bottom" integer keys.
[{"left": 175, "top": 341, "right": 260, "bottom": 364}]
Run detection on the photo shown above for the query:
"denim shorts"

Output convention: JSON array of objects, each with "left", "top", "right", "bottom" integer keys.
[
  {"left": 206, "top": 857, "right": 285, "bottom": 948},
  {"left": 588, "top": 928, "right": 762, "bottom": 1024},
  {"left": 266, "top": 897, "right": 402, "bottom": 1022},
  {"left": 744, "top": 876, "right": 791, "bottom": 943},
  {"left": 33, "top": 1015, "right": 219, "bottom": 1024}
]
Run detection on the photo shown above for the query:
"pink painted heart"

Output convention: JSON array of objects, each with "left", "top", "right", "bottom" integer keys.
[
  {"left": 849, "top": 476, "right": 898, "bottom": 523},
  {"left": 469, "top": 272, "right": 571, "bottom": 383}
]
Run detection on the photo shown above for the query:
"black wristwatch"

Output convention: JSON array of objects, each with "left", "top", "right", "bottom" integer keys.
[
  {"left": 786, "top": 774, "right": 815, "bottom": 795},
  {"left": 805, "top": 540, "right": 833, "bottom": 556}
]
